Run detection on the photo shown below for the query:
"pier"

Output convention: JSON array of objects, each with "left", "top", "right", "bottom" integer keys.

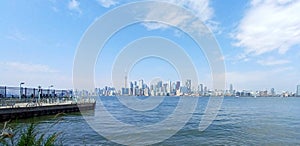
[{"left": 0, "top": 85, "right": 96, "bottom": 121}]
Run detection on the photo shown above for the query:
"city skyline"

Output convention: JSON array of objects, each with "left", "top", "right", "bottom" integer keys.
[
  {"left": 1, "top": 0, "right": 300, "bottom": 92},
  {"left": 94, "top": 77, "right": 300, "bottom": 97}
]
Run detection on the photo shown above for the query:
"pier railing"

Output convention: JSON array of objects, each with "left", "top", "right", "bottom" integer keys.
[{"left": 0, "top": 86, "right": 95, "bottom": 108}]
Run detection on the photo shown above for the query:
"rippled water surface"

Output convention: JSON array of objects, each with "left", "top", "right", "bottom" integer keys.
[{"left": 15, "top": 96, "right": 300, "bottom": 145}]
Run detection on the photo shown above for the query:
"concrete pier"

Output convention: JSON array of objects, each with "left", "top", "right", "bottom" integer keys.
[{"left": 0, "top": 101, "right": 96, "bottom": 122}]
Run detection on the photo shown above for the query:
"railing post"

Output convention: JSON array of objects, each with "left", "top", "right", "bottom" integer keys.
[
  {"left": 4, "top": 86, "right": 6, "bottom": 98},
  {"left": 25, "top": 87, "right": 27, "bottom": 99}
]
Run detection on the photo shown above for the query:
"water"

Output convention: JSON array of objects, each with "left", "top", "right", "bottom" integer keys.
[{"left": 11, "top": 96, "right": 300, "bottom": 145}]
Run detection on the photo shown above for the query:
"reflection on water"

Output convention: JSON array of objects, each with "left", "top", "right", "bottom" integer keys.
[{"left": 10, "top": 97, "right": 300, "bottom": 145}]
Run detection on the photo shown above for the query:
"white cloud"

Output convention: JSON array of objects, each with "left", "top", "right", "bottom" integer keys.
[
  {"left": 51, "top": 6, "right": 59, "bottom": 12},
  {"left": 233, "top": 0, "right": 300, "bottom": 55},
  {"left": 68, "top": 0, "right": 81, "bottom": 14},
  {"left": 167, "top": 0, "right": 213, "bottom": 22},
  {"left": 142, "top": 0, "right": 217, "bottom": 32},
  {"left": 97, "top": 0, "right": 118, "bottom": 8},
  {"left": 6, "top": 30, "right": 26, "bottom": 41},
  {"left": 143, "top": 22, "right": 169, "bottom": 30},
  {"left": 257, "top": 57, "right": 290, "bottom": 66}
]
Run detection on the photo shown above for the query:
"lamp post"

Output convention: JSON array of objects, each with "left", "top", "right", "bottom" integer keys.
[
  {"left": 38, "top": 86, "right": 41, "bottom": 102},
  {"left": 19, "top": 82, "right": 25, "bottom": 100},
  {"left": 48, "top": 85, "right": 54, "bottom": 96}
]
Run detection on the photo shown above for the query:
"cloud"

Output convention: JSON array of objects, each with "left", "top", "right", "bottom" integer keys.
[
  {"left": 6, "top": 30, "right": 26, "bottom": 41},
  {"left": 257, "top": 57, "right": 290, "bottom": 66},
  {"left": 97, "top": 0, "right": 118, "bottom": 8},
  {"left": 51, "top": 6, "right": 59, "bottom": 12},
  {"left": 233, "top": 0, "right": 300, "bottom": 55},
  {"left": 142, "top": 0, "right": 217, "bottom": 32},
  {"left": 143, "top": 22, "right": 169, "bottom": 30},
  {"left": 68, "top": 0, "right": 81, "bottom": 14}
]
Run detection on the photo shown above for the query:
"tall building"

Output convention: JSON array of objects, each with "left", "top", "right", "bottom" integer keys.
[
  {"left": 176, "top": 81, "right": 180, "bottom": 90},
  {"left": 168, "top": 81, "right": 171, "bottom": 94},
  {"left": 186, "top": 79, "right": 191, "bottom": 93},
  {"left": 270, "top": 88, "right": 275, "bottom": 96},
  {"left": 199, "top": 84, "right": 203, "bottom": 95},
  {"left": 138, "top": 80, "right": 144, "bottom": 89},
  {"left": 230, "top": 84, "right": 233, "bottom": 94},
  {"left": 130, "top": 82, "right": 133, "bottom": 95},
  {"left": 204, "top": 86, "right": 208, "bottom": 95},
  {"left": 296, "top": 85, "right": 300, "bottom": 97},
  {"left": 157, "top": 81, "right": 163, "bottom": 88},
  {"left": 124, "top": 75, "right": 128, "bottom": 88}
]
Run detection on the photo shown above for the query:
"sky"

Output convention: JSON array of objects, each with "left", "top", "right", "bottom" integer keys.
[{"left": 0, "top": 0, "right": 300, "bottom": 92}]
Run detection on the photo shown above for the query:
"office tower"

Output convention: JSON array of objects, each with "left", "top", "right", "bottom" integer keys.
[
  {"left": 125, "top": 75, "right": 128, "bottom": 88},
  {"left": 186, "top": 79, "right": 191, "bottom": 93},
  {"left": 172, "top": 82, "right": 176, "bottom": 93},
  {"left": 168, "top": 81, "right": 171, "bottom": 94},
  {"left": 157, "top": 81, "right": 163, "bottom": 88},
  {"left": 199, "top": 84, "right": 203, "bottom": 95},
  {"left": 296, "top": 85, "right": 300, "bottom": 97},
  {"left": 130, "top": 82, "right": 133, "bottom": 95},
  {"left": 271, "top": 88, "right": 275, "bottom": 96},
  {"left": 138, "top": 80, "right": 144, "bottom": 89},
  {"left": 176, "top": 81, "right": 180, "bottom": 90}
]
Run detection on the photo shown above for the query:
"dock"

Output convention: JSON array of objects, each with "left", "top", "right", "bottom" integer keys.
[
  {"left": 0, "top": 100, "right": 96, "bottom": 122},
  {"left": 0, "top": 85, "right": 96, "bottom": 121}
]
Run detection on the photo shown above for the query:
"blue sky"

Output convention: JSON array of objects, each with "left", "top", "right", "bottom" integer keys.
[{"left": 0, "top": 0, "right": 300, "bottom": 92}]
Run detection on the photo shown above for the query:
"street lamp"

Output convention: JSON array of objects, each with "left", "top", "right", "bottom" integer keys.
[
  {"left": 48, "top": 85, "right": 54, "bottom": 95},
  {"left": 48, "top": 85, "right": 54, "bottom": 89},
  {"left": 38, "top": 86, "right": 41, "bottom": 101},
  {"left": 19, "top": 82, "right": 25, "bottom": 100}
]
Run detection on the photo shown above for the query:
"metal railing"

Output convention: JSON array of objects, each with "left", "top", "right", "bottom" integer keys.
[{"left": 0, "top": 86, "right": 95, "bottom": 108}]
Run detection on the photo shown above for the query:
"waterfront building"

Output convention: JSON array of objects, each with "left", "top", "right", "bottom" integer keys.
[{"left": 121, "top": 88, "right": 129, "bottom": 95}]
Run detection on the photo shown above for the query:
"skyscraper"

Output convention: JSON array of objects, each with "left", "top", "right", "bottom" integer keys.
[
  {"left": 176, "top": 81, "right": 180, "bottom": 90},
  {"left": 186, "top": 79, "right": 191, "bottom": 93},
  {"left": 130, "top": 82, "right": 133, "bottom": 95},
  {"left": 124, "top": 75, "right": 128, "bottom": 88},
  {"left": 230, "top": 84, "right": 233, "bottom": 95},
  {"left": 199, "top": 84, "right": 203, "bottom": 95},
  {"left": 271, "top": 88, "right": 275, "bottom": 96},
  {"left": 138, "top": 79, "right": 144, "bottom": 89},
  {"left": 296, "top": 85, "right": 300, "bottom": 97},
  {"left": 168, "top": 80, "right": 171, "bottom": 94}
]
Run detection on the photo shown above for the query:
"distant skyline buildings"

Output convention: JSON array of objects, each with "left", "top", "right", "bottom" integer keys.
[
  {"left": 297, "top": 85, "right": 300, "bottom": 97},
  {"left": 93, "top": 77, "right": 300, "bottom": 97}
]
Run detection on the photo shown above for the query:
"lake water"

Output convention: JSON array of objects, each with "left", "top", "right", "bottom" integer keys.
[{"left": 14, "top": 96, "right": 300, "bottom": 145}]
